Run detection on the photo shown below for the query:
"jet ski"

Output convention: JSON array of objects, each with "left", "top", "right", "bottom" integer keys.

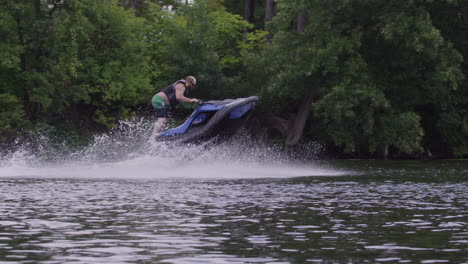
[{"left": 156, "top": 96, "right": 258, "bottom": 144}]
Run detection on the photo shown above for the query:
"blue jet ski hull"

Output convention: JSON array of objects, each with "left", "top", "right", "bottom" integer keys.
[{"left": 157, "top": 96, "right": 258, "bottom": 144}]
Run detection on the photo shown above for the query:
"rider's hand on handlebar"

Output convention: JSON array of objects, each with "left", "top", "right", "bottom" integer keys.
[{"left": 193, "top": 98, "right": 204, "bottom": 105}]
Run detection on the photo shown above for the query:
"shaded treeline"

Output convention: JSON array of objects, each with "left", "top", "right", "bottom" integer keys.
[{"left": 0, "top": 0, "right": 467, "bottom": 159}]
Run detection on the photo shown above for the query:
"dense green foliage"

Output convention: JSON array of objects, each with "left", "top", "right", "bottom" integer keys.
[
  {"left": 0, "top": 0, "right": 466, "bottom": 158},
  {"left": 241, "top": 0, "right": 467, "bottom": 158}
]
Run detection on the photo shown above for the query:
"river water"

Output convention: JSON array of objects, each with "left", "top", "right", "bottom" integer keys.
[{"left": 0, "top": 130, "right": 466, "bottom": 263}]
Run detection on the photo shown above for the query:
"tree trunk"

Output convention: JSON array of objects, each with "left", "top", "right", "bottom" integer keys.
[
  {"left": 382, "top": 144, "right": 389, "bottom": 160},
  {"left": 34, "top": 0, "right": 41, "bottom": 18},
  {"left": 15, "top": 15, "right": 31, "bottom": 119},
  {"left": 264, "top": 0, "right": 275, "bottom": 41},
  {"left": 265, "top": 0, "right": 274, "bottom": 23},
  {"left": 296, "top": 10, "right": 306, "bottom": 32},
  {"left": 285, "top": 88, "right": 314, "bottom": 147},
  {"left": 262, "top": 87, "right": 315, "bottom": 148},
  {"left": 122, "top": 0, "right": 142, "bottom": 9},
  {"left": 244, "top": 0, "right": 255, "bottom": 23}
]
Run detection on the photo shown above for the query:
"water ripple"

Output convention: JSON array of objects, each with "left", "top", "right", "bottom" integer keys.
[{"left": 0, "top": 163, "right": 467, "bottom": 263}]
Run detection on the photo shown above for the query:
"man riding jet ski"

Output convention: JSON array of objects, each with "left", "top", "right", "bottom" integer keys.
[{"left": 149, "top": 76, "right": 201, "bottom": 143}]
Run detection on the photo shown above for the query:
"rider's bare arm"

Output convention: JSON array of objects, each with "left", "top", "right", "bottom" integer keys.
[{"left": 175, "top": 83, "right": 197, "bottom": 103}]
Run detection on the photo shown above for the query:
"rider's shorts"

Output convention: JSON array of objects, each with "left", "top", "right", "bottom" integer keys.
[{"left": 152, "top": 95, "right": 169, "bottom": 118}]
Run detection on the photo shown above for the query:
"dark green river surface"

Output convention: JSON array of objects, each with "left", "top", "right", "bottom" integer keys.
[{"left": 0, "top": 160, "right": 467, "bottom": 264}]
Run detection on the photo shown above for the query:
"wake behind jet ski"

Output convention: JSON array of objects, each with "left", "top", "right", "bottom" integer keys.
[{"left": 156, "top": 96, "right": 258, "bottom": 144}]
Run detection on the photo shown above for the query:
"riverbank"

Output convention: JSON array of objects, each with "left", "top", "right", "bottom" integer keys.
[{"left": 1, "top": 114, "right": 466, "bottom": 162}]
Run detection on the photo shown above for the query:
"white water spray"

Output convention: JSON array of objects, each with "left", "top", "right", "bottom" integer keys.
[{"left": 0, "top": 119, "right": 344, "bottom": 179}]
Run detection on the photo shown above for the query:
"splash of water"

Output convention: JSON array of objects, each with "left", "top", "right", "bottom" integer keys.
[{"left": 0, "top": 119, "right": 344, "bottom": 179}]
